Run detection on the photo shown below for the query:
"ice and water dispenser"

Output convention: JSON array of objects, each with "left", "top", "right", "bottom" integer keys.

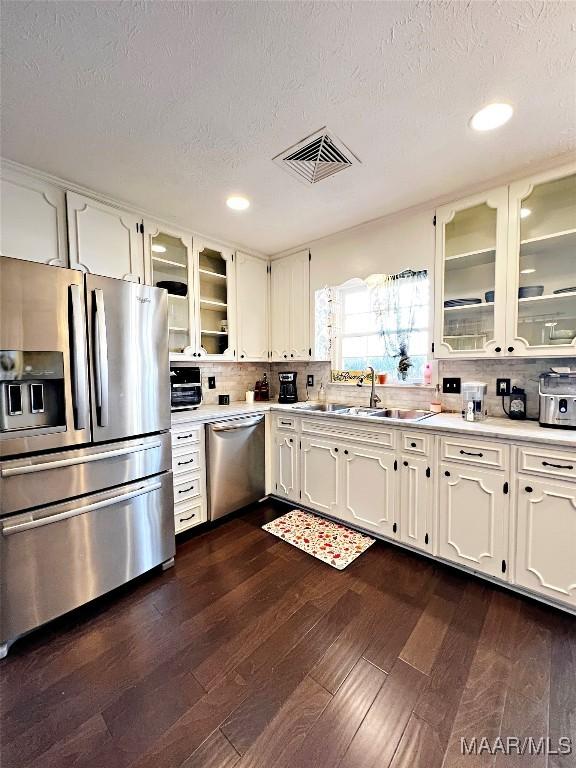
[{"left": 0, "top": 351, "right": 65, "bottom": 433}]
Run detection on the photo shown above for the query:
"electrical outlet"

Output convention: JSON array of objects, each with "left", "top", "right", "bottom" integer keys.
[
  {"left": 307, "top": 374, "right": 314, "bottom": 387},
  {"left": 208, "top": 376, "right": 216, "bottom": 390},
  {"left": 496, "top": 378, "right": 511, "bottom": 396},
  {"left": 442, "top": 377, "right": 461, "bottom": 394}
]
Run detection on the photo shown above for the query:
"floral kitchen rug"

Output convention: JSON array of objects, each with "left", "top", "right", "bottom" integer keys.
[{"left": 262, "top": 509, "right": 375, "bottom": 570}]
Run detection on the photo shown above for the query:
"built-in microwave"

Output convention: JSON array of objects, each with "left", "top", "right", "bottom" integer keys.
[{"left": 170, "top": 366, "right": 202, "bottom": 411}]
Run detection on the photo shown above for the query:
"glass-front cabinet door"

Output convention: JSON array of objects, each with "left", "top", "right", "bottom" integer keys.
[
  {"left": 194, "top": 242, "right": 235, "bottom": 359},
  {"left": 434, "top": 188, "right": 509, "bottom": 357},
  {"left": 506, "top": 165, "right": 576, "bottom": 356},
  {"left": 145, "top": 222, "right": 194, "bottom": 358}
]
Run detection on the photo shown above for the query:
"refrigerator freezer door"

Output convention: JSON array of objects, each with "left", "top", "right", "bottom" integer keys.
[
  {"left": 0, "top": 431, "right": 171, "bottom": 515},
  {"left": 0, "top": 473, "right": 175, "bottom": 654},
  {"left": 0, "top": 257, "right": 91, "bottom": 458},
  {"left": 86, "top": 274, "right": 170, "bottom": 443}
]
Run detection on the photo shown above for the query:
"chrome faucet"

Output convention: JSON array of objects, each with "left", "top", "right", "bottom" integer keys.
[{"left": 356, "top": 366, "right": 381, "bottom": 408}]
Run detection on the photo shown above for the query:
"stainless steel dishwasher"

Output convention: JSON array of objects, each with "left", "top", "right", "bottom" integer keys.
[{"left": 205, "top": 414, "right": 266, "bottom": 520}]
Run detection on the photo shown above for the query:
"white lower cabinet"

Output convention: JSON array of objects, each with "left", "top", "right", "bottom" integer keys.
[
  {"left": 170, "top": 422, "right": 207, "bottom": 534},
  {"left": 270, "top": 413, "right": 576, "bottom": 612},
  {"left": 300, "top": 436, "right": 340, "bottom": 515},
  {"left": 438, "top": 462, "right": 508, "bottom": 580},
  {"left": 274, "top": 431, "right": 299, "bottom": 502},
  {"left": 342, "top": 445, "right": 397, "bottom": 538},
  {"left": 399, "top": 454, "right": 431, "bottom": 551},
  {"left": 515, "top": 477, "right": 576, "bottom": 608}
]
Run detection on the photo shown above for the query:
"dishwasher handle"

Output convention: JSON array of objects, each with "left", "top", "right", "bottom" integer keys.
[{"left": 210, "top": 415, "right": 264, "bottom": 432}]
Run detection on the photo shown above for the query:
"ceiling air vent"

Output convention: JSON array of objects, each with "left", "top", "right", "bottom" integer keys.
[{"left": 273, "top": 128, "right": 360, "bottom": 184}]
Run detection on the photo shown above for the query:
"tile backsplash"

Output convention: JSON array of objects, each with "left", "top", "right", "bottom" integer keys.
[
  {"left": 439, "top": 357, "right": 576, "bottom": 419},
  {"left": 175, "top": 357, "right": 576, "bottom": 418}
]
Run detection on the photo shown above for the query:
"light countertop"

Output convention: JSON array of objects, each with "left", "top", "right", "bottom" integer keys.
[{"left": 171, "top": 401, "right": 576, "bottom": 448}]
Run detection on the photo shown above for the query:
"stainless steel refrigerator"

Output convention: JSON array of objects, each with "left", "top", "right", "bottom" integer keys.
[{"left": 0, "top": 256, "right": 175, "bottom": 657}]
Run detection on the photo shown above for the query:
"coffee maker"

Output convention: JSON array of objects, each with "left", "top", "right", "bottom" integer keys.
[{"left": 278, "top": 372, "right": 298, "bottom": 404}]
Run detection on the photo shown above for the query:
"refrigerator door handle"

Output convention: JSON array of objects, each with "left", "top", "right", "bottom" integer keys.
[
  {"left": 2, "top": 481, "right": 162, "bottom": 536},
  {"left": 1, "top": 439, "right": 163, "bottom": 477},
  {"left": 93, "top": 288, "right": 109, "bottom": 427},
  {"left": 69, "top": 283, "right": 89, "bottom": 430}
]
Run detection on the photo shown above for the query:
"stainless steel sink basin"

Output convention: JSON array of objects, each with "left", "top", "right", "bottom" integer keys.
[
  {"left": 293, "top": 403, "right": 350, "bottom": 412},
  {"left": 292, "top": 403, "right": 434, "bottom": 421},
  {"left": 372, "top": 408, "right": 434, "bottom": 421}
]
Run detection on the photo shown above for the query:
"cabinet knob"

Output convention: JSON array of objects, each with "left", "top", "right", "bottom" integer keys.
[
  {"left": 507, "top": 346, "right": 514, "bottom": 353},
  {"left": 444, "top": 470, "right": 451, "bottom": 477},
  {"left": 344, "top": 449, "right": 349, "bottom": 455},
  {"left": 284, "top": 354, "right": 287, "bottom": 358},
  {"left": 289, "top": 438, "right": 293, "bottom": 443},
  {"left": 290, "top": 354, "right": 294, "bottom": 358},
  {"left": 525, "top": 486, "right": 533, "bottom": 493},
  {"left": 495, "top": 346, "right": 502, "bottom": 353},
  {"left": 334, "top": 447, "right": 339, "bottom": 453},
  {"left": 410, "top": 442, "right": 416, "bottom": 448},
  {"left": 392, "top": 522, "right": 397, "bottom": 533},
  {"left": 403, "top": 460, "right": 408, "bottom": 467}
]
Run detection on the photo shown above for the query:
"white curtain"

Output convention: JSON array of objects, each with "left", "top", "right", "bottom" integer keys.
[{"left": 366, "top": 269, "right": 428, "bottom": 360}]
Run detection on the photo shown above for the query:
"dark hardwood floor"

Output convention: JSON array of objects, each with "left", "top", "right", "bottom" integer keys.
[{"left": 1, "top": 500, "right": 575, "bottom": 768}]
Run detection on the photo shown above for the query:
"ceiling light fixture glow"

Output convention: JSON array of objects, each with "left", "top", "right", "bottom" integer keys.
[
  {"left": 520, "top": 268, "right": 536, "bottom": 274},
  {"left": 520, "top": 208, "right": 531, "bottom": 219},
  {"left": 226, "top": 195, "right": 250, "bottom": 211},
  {"left": 470, "top": 103, "right": 513, "bottom": 132},
  {"left": 151, "top": 244, "right": 167, "bottom": 253}
]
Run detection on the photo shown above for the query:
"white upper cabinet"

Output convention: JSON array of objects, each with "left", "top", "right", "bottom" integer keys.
[
  {"left": 0, "top": 168, "right": 68, "bottom": 266},
  {"left": 434, "top": 188, "right": 509, "bottom": 358},
  {"left": 506, "top": 165, "right": 576, "bottom": 356},
  {"left": 144, "top": 221, "right": 195, "bottom": 358},
  {"left": 435, "top": 162, "right": 576, "bottom": 359},
  {"left": 193, "top": 241, "right": 236, "bottom": 360},
  {"left": 236, "top": 252, "right": 269, "bottom": 362},
  {"left": 270, "top": 250, "right": 310, "bottom": 361},
  {"left": 67, "top": 192, "right": 144, "bottom": 281}
]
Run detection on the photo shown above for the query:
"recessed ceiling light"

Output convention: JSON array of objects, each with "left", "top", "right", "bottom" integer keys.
[
  {"left": 520, "top": 208, "right": 531, "bottom": 219},
  {"left": 520, "top": 268, "right": 536, "bottom": 274},
  {"left": 151, "top": 244, "right": 167, "bottom": 253},
  {"left": 226, "top": 195, "right": 250, "bottom": 211},
  {"left": 470, "top": 103, "right": 513, "bottom": 132}
]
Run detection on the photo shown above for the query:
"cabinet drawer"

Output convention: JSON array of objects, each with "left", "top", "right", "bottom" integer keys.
[
  {"left": 274, "top": 414, "right": 298, "bottom": 431},
  {"left": 440, "top": 436, "right": 508, "bottom": 470},
  {"left": 301, "top": 418, "right": 397, "bottom": 449},
  {"left": 401, "top": 432, "right": 433, "bottom": 456},
  {"left": 174, "top": 500, "right": 206, "bottom": 533},
  {"left": 518, "top": 446, "right": 576, "bottom": 482},
  {"left": 171, "top": 424, "right": 202, "bottom": 447},
  {"left": 173, "top": 472, "right": 202, "bottom": 503},
  {"left": 172, "top": 448, "right": 201, "bottom": 475}
]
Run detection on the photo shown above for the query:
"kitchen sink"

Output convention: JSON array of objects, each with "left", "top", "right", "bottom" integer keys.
[
  {"left": 292, "top": 403, "right": 434, "bottom": 421},
  {"left": 292, "top": 403, "right": 350, "bottom": 412}
]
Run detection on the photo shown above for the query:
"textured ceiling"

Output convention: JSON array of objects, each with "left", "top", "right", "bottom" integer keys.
[{"left": 1, "top": 1, "right": 574, "bottom": 255}]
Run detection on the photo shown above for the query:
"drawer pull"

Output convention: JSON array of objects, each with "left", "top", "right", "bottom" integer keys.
[
  {"left": 410, "top": 442, "right": 417, "bottom": 448},
  {"left": 280, "top": 420, "right": 292, "bottom": 426},
  {"left": 542, "top": 460, "right": 574, "bottom": 470},
  {"left": 177, "top": 458, "right": 195, "bottom": 466},
  {"left": 459, "top": 449, "right": 483, "bottom": 457},
  {"left": 178, "top": 485, "right": 196, "bottom": 494},
  {"left": 179, "top": 513, "right": 196, "bottom": 522},
  {"left": 177, "top": 433, "right": 197, "bottom": 440},
  {"left": 392, "top": 522, "right": 397, "bottom": 533}
]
